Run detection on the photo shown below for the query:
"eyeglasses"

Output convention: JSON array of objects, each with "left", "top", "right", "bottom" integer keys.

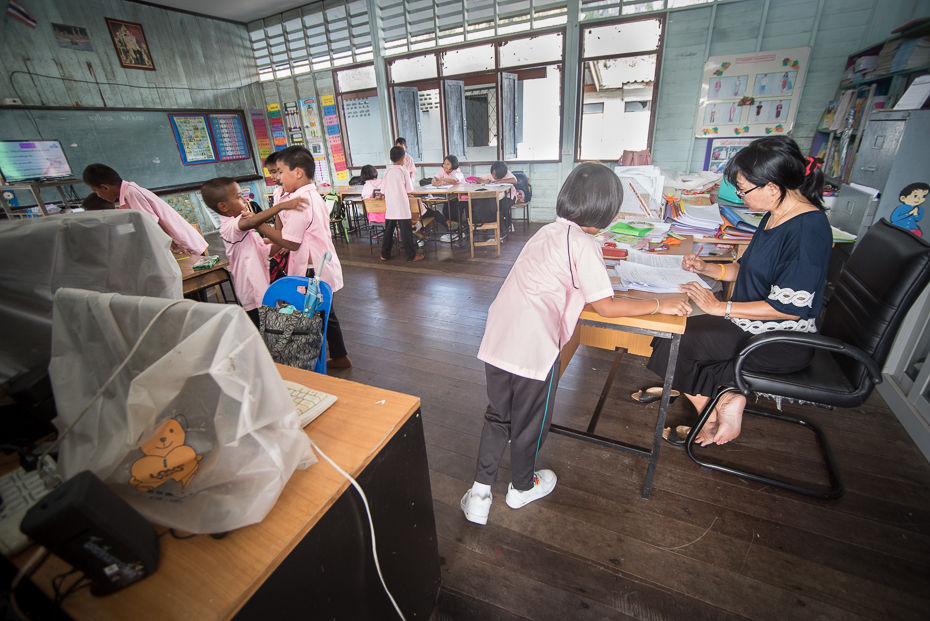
[{"left": 734, "top": 185, "right": 761, "bottom": 199}]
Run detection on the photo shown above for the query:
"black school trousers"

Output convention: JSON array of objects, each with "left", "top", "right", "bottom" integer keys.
[
  {"left": 382, "top": 218, "right": 417, "bottom": 261},
  {"left": 474, "top": 357, "right": 561, "bottom": 491}
]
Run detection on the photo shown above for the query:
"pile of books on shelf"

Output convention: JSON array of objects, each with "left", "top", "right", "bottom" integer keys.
[{"left": 891, "top": 36, "right": 930, "bottom": 73}]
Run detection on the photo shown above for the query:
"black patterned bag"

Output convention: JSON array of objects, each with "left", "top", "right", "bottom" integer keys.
[{"left": 258, "top": 307, "right": 324, "bottom": 370}]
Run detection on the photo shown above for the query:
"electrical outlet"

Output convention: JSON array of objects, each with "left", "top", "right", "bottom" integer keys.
[{"left": 3, "top": 98, "right": 23, "bottom": 106}]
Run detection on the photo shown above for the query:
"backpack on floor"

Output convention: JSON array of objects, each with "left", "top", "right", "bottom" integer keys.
[{"left": 512, "top": 171, "right": 532, "bottom": 204}]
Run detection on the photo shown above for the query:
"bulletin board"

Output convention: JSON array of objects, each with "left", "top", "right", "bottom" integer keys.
[{"left": 695, "top": 47, "right": 810, "bottom": 138}]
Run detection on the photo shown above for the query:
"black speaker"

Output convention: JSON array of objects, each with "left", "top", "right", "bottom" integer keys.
[{"left": 20, "top": 470, "right": 160, "bottom": 596}]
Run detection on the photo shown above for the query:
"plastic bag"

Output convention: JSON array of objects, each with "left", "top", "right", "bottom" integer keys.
[{"left": 49, "top": 288, "right": 315, "bottom": 534}]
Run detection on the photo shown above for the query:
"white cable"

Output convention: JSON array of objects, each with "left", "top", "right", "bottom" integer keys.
[
  {"left": 40, "top": 300, "right": 186, "bottom": 477},
  {"left": 10, "top": 546, "right": 49, "bottom": 621},
  {"left": 308, "top": 438, "right": 406, "bottom": 621}
]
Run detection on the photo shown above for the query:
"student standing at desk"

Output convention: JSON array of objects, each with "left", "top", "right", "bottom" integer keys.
[{"left": 461, "top": 163, "right": 691, "bottom": 526}]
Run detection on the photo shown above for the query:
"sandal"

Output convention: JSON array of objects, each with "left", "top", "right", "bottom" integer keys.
[
  {"left": 631, "top": 387, "right": 680, "bottom": 404},
  {"left": 662, "top": 426, "right": 691, "bottom": 447}
]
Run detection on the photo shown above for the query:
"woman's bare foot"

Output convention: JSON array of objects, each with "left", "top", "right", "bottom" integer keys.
[{"left": 705, "top": 391, "right": 745, "bottom": 445}]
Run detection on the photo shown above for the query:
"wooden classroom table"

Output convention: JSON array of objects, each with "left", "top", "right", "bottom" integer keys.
[
  {"left": 177, "top": 255, "right": 238, "bottom": 304},
  {"left": 411, "top": 183, "right": 510, "bottom": 246},
  {"left": 18, "top": 366, "right": 440, "bottom": 621},
  {"left": 552, "top": 238, "right": 695, "bottom": 499}
]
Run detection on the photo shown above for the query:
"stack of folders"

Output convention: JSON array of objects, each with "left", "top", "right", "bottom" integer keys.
[
  {"left": 666, "top": 195, "right": 723, "bottom": 238},
  {"left": 717, "top": 204, "right": 763, "bottom": 241}
]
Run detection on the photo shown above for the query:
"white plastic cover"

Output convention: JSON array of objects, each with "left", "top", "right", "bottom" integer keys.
[
  {"left": 0, "top": 210, "right": 182, "bottom": 385},
  {"left": 49, "top": 288, "right": 315, "bottom": 533}
]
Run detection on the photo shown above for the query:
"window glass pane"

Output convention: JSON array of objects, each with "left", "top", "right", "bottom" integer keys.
[
  {"left": 623, "top": 1, "right": 664, "bottom": 14},
  {"left": 418, "top": 88, "right": 445, "bottom": 164},
  {"left": 464, "top": 80, "right": 498, "bottom": 161},
  {"left": 343, "top": 95, "right": 385, "bottom": 167},
  {"left": 336, "top": 65, "right": 376, "bottom": 91},
  {"left": 513, "top": 65, "right": 561, "bottom": 161},
  {"left": 583, "top": 18, "right": 661, "bottom": 58},
  {"left": 579, "top": 57, "right": 656, "bottom": 159},
  {"left": 669, "top": 0, "right": 714, "bottom": 7},
  {"left": 499, "top": 32, "right": 563, "bottom": 67},
  {"left": 441, "top": 44, "right": 494, "bottom": 76},
  {"left": 390, "top": 54, "right": 438, "bottom": 83}
]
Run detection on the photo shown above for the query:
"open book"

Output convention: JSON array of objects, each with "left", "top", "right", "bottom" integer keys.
[{"left": 283, "top": 380, "right": 338, "bottom": 427}]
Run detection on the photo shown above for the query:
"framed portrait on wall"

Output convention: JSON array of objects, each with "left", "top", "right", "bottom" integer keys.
[{"left": 105, "top": 18, "right": 155, "bottom": 71}]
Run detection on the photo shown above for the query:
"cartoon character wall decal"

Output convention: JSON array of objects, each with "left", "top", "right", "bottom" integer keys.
[
  {"left": 129, "top": 418, "right": 203, "bottom": 492},
  {"left": 891, "top": 182, "right": 929, "bottom": 237}
]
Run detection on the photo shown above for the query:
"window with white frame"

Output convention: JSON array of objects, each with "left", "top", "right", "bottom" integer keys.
[
  {"left": 388, "top": 30, "right": 563, "bottom": 165},
  {"left": 334, "top": 64, "right": 386, "bottom": 168},
  {"left": 577, "top": 16, "right": 663, "bottom": 161}
]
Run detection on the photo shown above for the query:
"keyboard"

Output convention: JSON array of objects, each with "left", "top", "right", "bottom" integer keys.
[
  {"left": 283, "top": 380, "right": 338, "bottom": 427},
  {"left": 0, "top": 463, "right": 55, "bottom": 555}
]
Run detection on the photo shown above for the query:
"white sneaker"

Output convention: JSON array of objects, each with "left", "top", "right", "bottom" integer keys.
[
  {"left": 461, "top": 490, "right": 492, "bottom": 525},
  {"left": 506, "top": 470, "right": 557, "bottom": 509},
  {"left": 440, "top": 233, "right": 453, "bottom": 243}
]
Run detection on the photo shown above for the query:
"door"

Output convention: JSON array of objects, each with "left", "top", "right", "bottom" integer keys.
[
  {"left": 394, "top": 86, "right": 423, "bottom": 162},
  {"left": 501, "top": 72, "right": 517, "bottom": 160},
  {"left": 444, "top": 80, "right": 466, "bottom": 160}
]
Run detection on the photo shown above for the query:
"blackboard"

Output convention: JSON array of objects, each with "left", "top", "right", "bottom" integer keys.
[{"left": 0, "top": 107, "right": 259, "bottom": 203}]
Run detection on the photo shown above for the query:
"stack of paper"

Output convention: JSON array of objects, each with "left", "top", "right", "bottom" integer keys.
[
  {"left": 614, "top": 258, "right": 711, "bottom": 293},
  {"left": 667, "top": 196, "right": 723, "bottom": 238},
  {"left": 832, "top": 226, "right": 857, "bottom": 243}
]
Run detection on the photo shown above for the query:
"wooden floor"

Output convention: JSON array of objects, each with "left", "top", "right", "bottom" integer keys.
[{"left": 218, "top": 225, "right": 930, "bottom": 620}]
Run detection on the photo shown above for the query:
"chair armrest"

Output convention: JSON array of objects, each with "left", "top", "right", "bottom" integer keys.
[{"left": 733, "top": 331, "right": 882, "bottom": 395}]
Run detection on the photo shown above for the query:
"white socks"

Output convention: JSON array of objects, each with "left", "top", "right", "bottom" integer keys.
[{"left": 471, "top": 482, "right": 491, "bottom": 499}]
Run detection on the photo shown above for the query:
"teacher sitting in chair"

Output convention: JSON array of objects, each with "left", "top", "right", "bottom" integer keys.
[{"left": 648, "top": 136, "right": 831, "bottom": 446}]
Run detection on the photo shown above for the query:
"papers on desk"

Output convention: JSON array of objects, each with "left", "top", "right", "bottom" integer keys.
[
  {"left": 831, "top": 226, "right": 857, "bottom": 243},
  {"left": 627, "top": 249, "right": 684, "bottom": 270},
  {"left": 432, "top": 184, "right": 454, "bottom": 189},
  {"left": 614, "top": 261, "right": 711, "bottom": 293}
]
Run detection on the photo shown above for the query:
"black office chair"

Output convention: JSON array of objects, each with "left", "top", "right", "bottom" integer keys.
[{"left": 684, "top": 219, "right": 930, "bottom": 499}]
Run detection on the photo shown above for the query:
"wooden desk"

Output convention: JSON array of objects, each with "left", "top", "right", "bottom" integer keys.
[
  {"left": 177, "top": 256, "right": 238, "bottom": 304},
  {"left": 22, "top": 366, "right": 440, "bottom": 620},
  {"left": 411, "top": 184, "right": 510, "bottom": 247}
]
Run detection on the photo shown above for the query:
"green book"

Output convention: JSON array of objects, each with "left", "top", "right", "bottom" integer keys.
[
  {"left": 192, "top": 256, "right": 219, "bottom": 270},
  {"left": 610, "top": 221, "right": 654, "bottom": 237}
]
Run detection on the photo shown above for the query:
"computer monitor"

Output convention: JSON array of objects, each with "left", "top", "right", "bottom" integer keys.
[{"left": 0, "top": 139, "right": 74, "bottom": 184}]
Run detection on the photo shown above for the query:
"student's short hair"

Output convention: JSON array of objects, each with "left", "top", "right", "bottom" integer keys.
[
  {"left": 264, "top": 152, "right": 279, "bottom": 167},
  {"left": 444, "top": 154, "right": 459, "bottom": 170},
  {"left": 201, "top": 177, "right": 238, "bottom": 211},
  {"left": 278, "top": 148, "right": 315, "bottom": 180},
  {"left": 900, "top": 182, "right": 930, "bottom": 198},
  {"left": 361, "top": 165, "right": 378, "bottom": 182},
  {"left": 490, "top": 161, "right": 508, "bottom": 180},
  {"left": 80, "top": 193, "right": 115, "bottom": 211},
  {"left": 82, "top": 163, "right": 122, "bottom": 187},
  {"left": 395, "top": 137, "right": 407, "bottom": 147},
  {"left": 389, "top": 146, "right": 405, "bottom": 163},
  {"left": 556, "top": 162, "right": 623, "bottom": 230}
]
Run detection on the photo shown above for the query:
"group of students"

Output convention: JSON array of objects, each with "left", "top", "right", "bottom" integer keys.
[
  {"left": 359, "top": 138, "right": 521, "bottom": 262},
  {"left": 80, "top": 148, "right": 351, "bottom": 369}
]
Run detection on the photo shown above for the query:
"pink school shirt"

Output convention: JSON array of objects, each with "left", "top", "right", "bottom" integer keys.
[
  {"left": 118, "top": 181, "right": 208, "bottom": 255},
  {"left": 218, "top": 214, "right": 271, "bottom": 311},
  {"left": 280, "top": 183, "right": 344, "bottom": 293},
  {"left": 477, "top": 172, "right": 518, "bottom": 201},
  {"left": 402, "top": 153, "right": 416, "bottom": 179},
  {"left": 362, "top": 179, "right": 385, "bottom": 223},
  {"left": 272, "top": 186, "right": 290, "bottom": 205},
  {"left": 382, "top": 165, "right": 413, "bottom": 220},
  {"left": 478, "top": 218, "right": 614, "bottom": 381},
  {"left": 432, "top": 168, "right": 465, "bottom": 184}
]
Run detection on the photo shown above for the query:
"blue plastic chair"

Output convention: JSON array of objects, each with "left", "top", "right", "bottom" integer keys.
[{"left": 261, "top": 277, "right": 333, "bottom": 374}]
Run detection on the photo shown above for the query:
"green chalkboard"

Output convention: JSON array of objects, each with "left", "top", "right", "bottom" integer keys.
[{"left": 0, "top": 107, "right": 259, "bottom": 205}]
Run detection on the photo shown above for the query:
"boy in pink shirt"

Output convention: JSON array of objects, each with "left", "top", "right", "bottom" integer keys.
[
  {"left": 460, "top": 163, "right": 691, "bottom": 526},
  {"left": 83, "top": 164, "right": 208, "bottom": 256},
  {"left": 395, "top": 137, "right": 416, "bottom": 182},
  {"left": 275, "top": 148, "right": 352, "bottom": 368},
  {"left": 201, "top": 177, "right": 298, "bottom": 328},
  {"left": 381, "top": 146, "right": 424, "bottom": 262}
]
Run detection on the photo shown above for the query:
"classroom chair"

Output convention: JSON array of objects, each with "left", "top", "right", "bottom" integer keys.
[
  {"left": 683, "top": 220, "right": 930, "bottom": 499},
  {"left": 363, "top": 197, "right": 389, "bottom": 255},
  {"left": 511, "top": 170, "right": 531, "bottom": 231},
  {"left": 261, "top": 277, "right": 333, "bottom": 375},
  {"left": 466, "top": 190, "right": 502, "bottom": 258},
  {"left": 410, "top": 196, "right": 437, "bottom": 252}
]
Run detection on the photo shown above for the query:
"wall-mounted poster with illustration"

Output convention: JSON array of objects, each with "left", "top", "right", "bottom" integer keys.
[
  {"left": 695, "top": 47, "right": 810, "bottom": 138},
  {"left": 703, "top": 137, "right": 758, "bottom": 174}
]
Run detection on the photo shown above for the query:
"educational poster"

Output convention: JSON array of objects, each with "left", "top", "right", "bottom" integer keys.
[
  {"left": 267, "top": 103, "right": 288, "bottom": 151},
  {"left": 284, "top": 102, "right": 304, "bottom": 146},
  {"left": 168, "top": 114, "right": 217, "bottom": 165},
  {"left": 695, "top": 47, "right": 810, "bottom": 138},
  {"left": 250, "top": 109, "right": 274, "bottom": 187},
  {"left": 208, "top": 114, "right": 249, "bottom": 161},
  {"left": 321, "top": 94, "right": 348, "bottom": 182},
  {"left": 314, "top": 157, "right": 330, "bottom": 186},
  {"left": 300, "top": 97, "right": 322, "bottom": 139},
  {"left": 703, "top": 137, "right": 757, "bottom": 174}
]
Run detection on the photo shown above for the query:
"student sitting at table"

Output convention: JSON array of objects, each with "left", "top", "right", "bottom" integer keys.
[
  {"left": 274, "top": 147, "right": 353, "bottom": 368},
  {"left": 80, "top": 193, "right": 115, "bottom": 211},
  {"left": 82, "top": 163, "right": 208, "bottom": 256},
  {"left": 395, "top": 137, "right": 416, "bottom": 182},
  {"left": 360, "top": 165, "right": 386, "bottom": 228},
  {"left": 381, "top": 146, "right": 425, "bottom": 263},
  {"left": 201, "top": 177, "right": 299, "bottom": 328},
  {"left": 473, "top": 160, "right": 518, "bottom": 234},
  {"left": 432, "top": 154, "right": 465, "bottom": 186},
  {"left": 460, "top": 162, "right": 691, "bottom": 526}
]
